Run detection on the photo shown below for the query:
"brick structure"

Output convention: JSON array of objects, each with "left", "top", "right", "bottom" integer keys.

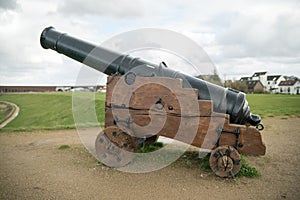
[{"left": 0, "top": 86, "right": 56, "bottom": 93}]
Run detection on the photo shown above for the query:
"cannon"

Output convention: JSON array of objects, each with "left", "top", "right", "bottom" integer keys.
[{"left": 40, "top": 27, "right": 266, "bottom": 177}]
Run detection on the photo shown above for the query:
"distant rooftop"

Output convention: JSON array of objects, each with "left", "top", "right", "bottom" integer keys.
[
  {"left": 278, "top": 80, "right": 297, "bottom": 86},
  {"left": 252, "top": 72, "right": 267, "bottom": 77},
  {"left": 267, "top": 75, "right": 281, "bottom": 81},
  {"left": 240, "top": 77, "right": 251, "bottom": 81}
]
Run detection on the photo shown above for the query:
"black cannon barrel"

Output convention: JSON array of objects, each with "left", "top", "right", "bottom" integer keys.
[{"left": 40, "top": 27, "right": 261, "bottom": 126}]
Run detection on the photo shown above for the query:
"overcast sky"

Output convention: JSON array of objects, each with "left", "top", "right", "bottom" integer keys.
[{"left": 0, "top": 0, "right": 299, "bottom": 85}]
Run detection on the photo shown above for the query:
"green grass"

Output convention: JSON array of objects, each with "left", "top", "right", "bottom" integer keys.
[
  {"left": 246, "top": 94, "right": 300, "bottom": 118},
  {"left": 236, "top": 155, "right": 261, "bottom": 178},
  {"left": 177, "top": 152, "right": 260, "bottom": 178},
  {"left": 0, "top": 93, "right": 299, "bottom": 131},
  {"left": 58, "top": 144, "right": 71, "bottom": 150},
  {"left": 137, "top": 142, "right": 164, "bottom": 153},
  {"left": 0, "top": 101, "right": 15, "bottom": 124},
  {"left": 178, "top": 151, "right": 211, "bottom": 170},
  {"left": 0, "top": 92, "right": 105, "bottom": 131}
]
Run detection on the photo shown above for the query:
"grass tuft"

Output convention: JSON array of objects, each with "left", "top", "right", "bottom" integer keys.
[
  {"left": 152, "top": 142, "right": 164, "bottom": 147},
  {"left": 176, "top": 152, "right": 260, "bottom": 178},
  {"left": 236, "top": 155, "right": 261, "bottom": 178},
  {"left": 175, "top": 151, "right": 211, "bottom": 170},
  {"left": 58, "top": 144, "right": 70, "bottom": 150},
  {"left": 199, "top": 156, "right": 211, "bottom": 170},
  {"left": 138, "top": 142, "right": 164, "bottom": 153}
]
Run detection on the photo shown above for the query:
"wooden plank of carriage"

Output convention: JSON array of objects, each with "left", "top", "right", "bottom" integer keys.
[{"left": 105, "top": 75, "right": 265, "bottom": 156}]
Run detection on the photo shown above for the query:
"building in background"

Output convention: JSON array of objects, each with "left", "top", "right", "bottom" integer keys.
[
  {"left": 240, "top": 72, "right": 268, "bottom": 93},
  {"left": 266, "top": 75, "right": 285, "bottom": 94},
  {"left": 0, "top": 86, "right": 56, "bottom": 93},
  {"left": 245, "top": 80, "right": 264, "bottom": 94},
  {"left": 278, "top": 80, "right": 300, "bottom": 94},
  {"left": 240, "top": 71, "right": 299, "bottom": 94},
  {"left": 0, "top": 86, "right": 105, "bottom": 93},
  {"left": 251, "top": 72, "right": 268, "bottom": 87}
]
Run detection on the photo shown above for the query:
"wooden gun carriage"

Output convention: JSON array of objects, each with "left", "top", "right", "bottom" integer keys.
[{"left": 40, "top": 27, "right": 266, "bottom": 177}]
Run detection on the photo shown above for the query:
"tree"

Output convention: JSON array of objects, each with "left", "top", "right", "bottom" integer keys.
[
  {"left": 197, "top": 68, "right": 223, "bottom": 86},
  {"left": 224, "top": 80, "right": 248, "bottom": 93},
  {"left": 229, "top": 81, "right": 248, "bottom": 93},
  {"left": 224, "top": 80, "right": 233, "bottom": 88}
]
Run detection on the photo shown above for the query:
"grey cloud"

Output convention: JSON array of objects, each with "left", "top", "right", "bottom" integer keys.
[
  {"left": 56, "top": 0, "right": 143, "bottom": 18},
  {"left": 2, "top": 0, "right": 300, "bottom": 85},
  {"left": 216, "top": 12, "right": 300, "bottom": 58},
  {"left": 0, "top": 0, "right": 18, "bottom": 10}
]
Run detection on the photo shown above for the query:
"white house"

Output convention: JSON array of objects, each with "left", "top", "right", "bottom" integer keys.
[
  {"left": 251, "top": 72, "right": 268, "bottom": 87},
  {"left": 278, "top": 80, "right": 300, "bottom": 94},
  {"left": 241, "top": 72, "right": 269, "bottom": 92},
  {"left": 240, "top": 72, "right": 283, "bottom": 93},
  {"left": 266, "top": 75, "right": 285, "bottom": 94},
  {"left": 239, "top": 71, "right": 300, "bottom": 94}
]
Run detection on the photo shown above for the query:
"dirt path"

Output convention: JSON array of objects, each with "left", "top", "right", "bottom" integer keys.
[
  {"left": 0, "top": 117, "right": 300, "bottom": 199},
  {"left": 0, "top": 101, "right": 19, "bottom": 128}
]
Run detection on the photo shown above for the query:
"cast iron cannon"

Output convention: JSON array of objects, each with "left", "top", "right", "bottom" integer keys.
[{"left": 40, "top": 27, "right": 265, "bottom": 177}]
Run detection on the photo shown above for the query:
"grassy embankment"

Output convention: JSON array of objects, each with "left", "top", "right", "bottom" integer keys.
[
  {"left": 0, "top": 101, "right": 16, "bottom": 124},
  {"left": 246, "top": 94, "right": 300, "bottom": 118},
  {"left": 0, "top": 93, "right": 299, "bottom": 131},
  {"left": 0, "top": 92, "right": 105, "bottom": 131}
]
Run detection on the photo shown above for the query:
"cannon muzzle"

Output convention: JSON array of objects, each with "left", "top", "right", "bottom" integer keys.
[{"left": 40, "top": 27, "right": 261, "bottom": 126}]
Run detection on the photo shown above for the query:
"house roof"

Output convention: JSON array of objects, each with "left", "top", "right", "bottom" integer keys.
[
  {"left": 246, "top": 80, "right": 262, "bottom": 89},
  {"left": 278, "top": 80, "right": 297, "bottom": 86},
  {"left": 284, "top": 76, "right": 299, "bottom": 81},
  {"left": 252, "top": 72, "right": 267, "bottom": 77},
  {"left": 267, "top": 75, "right": 281, "bottom": 81},
  {"left": 240, "top": 77, "right": 251, "bottom": 81}
]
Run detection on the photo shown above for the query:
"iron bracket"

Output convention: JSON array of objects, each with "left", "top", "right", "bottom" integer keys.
[{"left": 215, "top": 126, "right": 242, "bottom": 148}]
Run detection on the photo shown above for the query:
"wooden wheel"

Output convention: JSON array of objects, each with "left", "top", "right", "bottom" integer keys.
[
  {"left": 209, "top": 145, "right": 241, "bottom": 178},
  {"left": 95, "top": 126, "right": 138, "bottom": 168}
]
